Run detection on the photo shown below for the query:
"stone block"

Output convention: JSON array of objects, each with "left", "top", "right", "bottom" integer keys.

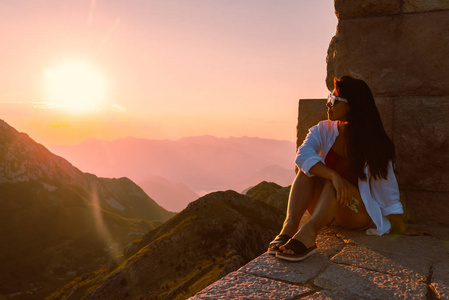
[
  {"left": 335, "top": 228, "right": 449, "bottom": 262},
  {"left": 189, "top": 271, "right": 312, "bottom": 299},
  {"left": 403, "top": 190, "right": 449, "bottom": 224},
  {"left": 331, "top": 245, "right": 431, "bottom": 281},
  {"left": 403, "top": 0, "right": 449, "bottom": 13},
  {"left": 335, "top": 0, "right": 401, "bottom": 19},
  {"left": 432, "top": 261, "right": 449, "bottom": 300},
  {"left": 326, "top": 11, "right": 449, "bottom": 96},
  {"left": 240, "top": 252, "right": 330, "bottom": 284},
  {"left": 314, "top": 264, "right": 428, "bottom": 299},
  {"left": 315, "top": 233, "right": 346, "bottom": 258},
  {"left": 239, "top": 233, "right": 343, "bottom": 285},
  {"left": 393, "top": 97, "right": 449, "bottom": 192},
  {"left": 297, "top": 99, "right": 327, "bottom": 149}
]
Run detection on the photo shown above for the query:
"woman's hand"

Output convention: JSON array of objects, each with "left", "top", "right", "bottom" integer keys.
[
  {"left": 388, "top": 214, "right": 433, "bottom": 236},
  {"left": 403, "top": 228, "right": 432, "bottom": 236},
  {"left": 347, "top": 182, "right": 362, "bottom": 203},
  {"left": 308, "top": 163, "right": 360, "bottom": 206},
  {"left": 331, "top": 174, "right": 351, "bottom": 206}
]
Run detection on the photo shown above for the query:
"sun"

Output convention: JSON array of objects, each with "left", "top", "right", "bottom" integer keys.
[{"left": 44, "top": 61, "right": 106, "bottom": 111}]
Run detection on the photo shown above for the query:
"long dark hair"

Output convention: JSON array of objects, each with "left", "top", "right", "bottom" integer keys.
[{"left": 334, "top": 76, "right": 395, "bottom": 181}]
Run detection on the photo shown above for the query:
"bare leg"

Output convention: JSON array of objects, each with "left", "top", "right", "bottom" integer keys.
[
  {"left": 280, "top": 180, "right": 338, "bottom": 253},
  {"left": 279, "top": 171, "right": 316, "bottom": 237}
]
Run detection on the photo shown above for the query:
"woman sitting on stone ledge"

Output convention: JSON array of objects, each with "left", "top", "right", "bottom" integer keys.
[{"left": 269, "top": 76, "right": 431, "bottom": 262}]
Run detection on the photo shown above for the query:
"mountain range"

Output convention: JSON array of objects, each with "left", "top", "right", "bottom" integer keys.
[
  {"left": 50, "top": 135, "right": 296, "bottom": 211},
  {"left": 0, "top": 120, "right": 175, "bottom": 299}
]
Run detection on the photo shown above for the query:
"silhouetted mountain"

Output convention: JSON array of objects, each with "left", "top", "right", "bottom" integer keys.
[
  {"left": 50, "top": 135, "right": 296, "bottom": 197},
  {"left": 0, "top": 120, "right": 175, "bottom": 299},
  {"left": 138, "top": 176, "right": 200, "bottom": 212},
  {"left": 49, "top": 190, "right": 285, "bottom": 300}
]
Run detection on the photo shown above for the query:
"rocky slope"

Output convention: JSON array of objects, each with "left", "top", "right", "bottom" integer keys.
[
  {"left": 49, "top": 190, "right": 285, "bottom": 300},
  {"left": 245, "top": 181, "right": 291, "bottom": 212},
  {"left": 0, "top": 120, "right": 175, "bottom": 299}
]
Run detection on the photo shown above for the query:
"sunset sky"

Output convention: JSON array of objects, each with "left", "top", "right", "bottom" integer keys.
[{"left": 1, "top": 0, "right": 337, "bottom": 147}]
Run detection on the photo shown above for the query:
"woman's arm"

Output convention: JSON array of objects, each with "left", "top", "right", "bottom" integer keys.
[
  {"left": 296, "top": 121, "right": 333, "bottom": 177},
  {"left": 388, "top": 214, "right": 432, "bottom": 236},
  {"left": 309, "top": 162, "right": 357, "bottom": 206},
  {"left": 370, "top": 162, "right": 432, "bottom": 236},
  {"left": 297, "top": 121, "right": 359, "bottom": 206}
]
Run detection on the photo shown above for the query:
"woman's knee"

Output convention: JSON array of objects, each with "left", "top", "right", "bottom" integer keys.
[
  {"left": 322, "top": 179, "right": 333, "bottom": 187},
  {"left": 321, "top": 179, "right": 336, "bottom": 195},
  {"left": 293, "top": 171, "right": 317, "bottom": 188},
  {"left": 300, "top": 170, "right": 320, "bottom": 181}
]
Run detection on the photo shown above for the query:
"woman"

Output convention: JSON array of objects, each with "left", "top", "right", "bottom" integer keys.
[{"left": 269, "top": 76, "right": 430, "bottom": 262}]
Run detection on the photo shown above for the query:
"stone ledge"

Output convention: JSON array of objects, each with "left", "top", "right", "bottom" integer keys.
[
  {"left": 335, "top": 0, "right": 401, "bottom": 20},
  {"left": 190, "top": 224, "right": 449, "bottom": 299}
]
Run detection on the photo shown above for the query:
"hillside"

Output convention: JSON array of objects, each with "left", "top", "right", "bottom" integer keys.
[
  {"left": 0, "top": 120, "right": 175, "bottom": 299},
  {"left": 50, "top": 135, "right": 296, "bottom": 197},
  {"left": 49, "top": 190, "right": 285, "bottom": 300}
]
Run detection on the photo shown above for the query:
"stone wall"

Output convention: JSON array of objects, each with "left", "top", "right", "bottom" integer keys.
[
  {"left": 296, "top": 99, "right": 327, "bottom": 150},
  {"left": 298, "top": 0, "right": 449, "bottom": 224}
]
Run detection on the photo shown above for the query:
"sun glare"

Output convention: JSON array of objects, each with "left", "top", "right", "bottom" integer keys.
[{"left": 44, "top": 61, "right": 106, "bottom": 111}]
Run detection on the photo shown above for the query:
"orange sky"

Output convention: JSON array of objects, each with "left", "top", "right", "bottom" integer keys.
[{"left": 0, "top": 0, "right": 337, "bottom": 147}]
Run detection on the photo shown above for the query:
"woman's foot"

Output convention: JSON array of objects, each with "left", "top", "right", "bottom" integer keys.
[
  {"left": 276, "top": 238, "right": 317, "bottom": 262},
  {"left": 267, "top": 234, "right": 291, "bottom": 255},
  {"left": 279, "top": 223, "right": 317, "bottom": 255}
]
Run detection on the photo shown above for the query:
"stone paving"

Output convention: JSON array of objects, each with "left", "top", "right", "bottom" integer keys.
[{"left": 190, "top": 224, "right": 449, "bottom": 299}]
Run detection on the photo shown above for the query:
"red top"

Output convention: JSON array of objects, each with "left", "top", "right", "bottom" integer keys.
[{"left": 325, "top": 147, "right": 358, "bottom": 186}]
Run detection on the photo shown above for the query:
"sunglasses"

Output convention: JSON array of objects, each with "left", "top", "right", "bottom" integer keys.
[{"left": 327, "top": 93, "right": 348, "bottom": 107}]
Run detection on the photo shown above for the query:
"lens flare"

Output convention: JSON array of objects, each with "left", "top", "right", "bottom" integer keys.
[{"left": 90, "top": 185, "right": 120, "bottom": 260}]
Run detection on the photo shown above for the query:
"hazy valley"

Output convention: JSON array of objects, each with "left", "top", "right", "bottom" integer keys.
[{"left": 50, "top": 135, "right": 296, "bottom": 211}]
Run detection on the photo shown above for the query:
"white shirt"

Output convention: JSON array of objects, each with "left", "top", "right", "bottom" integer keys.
[{"left": 295, "top": 120, "right": 404, "bottom": 236}]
